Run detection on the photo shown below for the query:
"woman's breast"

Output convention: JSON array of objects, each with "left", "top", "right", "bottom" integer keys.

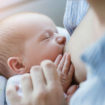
[{"left": 65, "top": 9, "right": 105, "bottom": 83}]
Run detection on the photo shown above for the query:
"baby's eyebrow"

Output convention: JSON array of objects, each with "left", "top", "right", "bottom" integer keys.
[
  {"left": 38, "top": 30, "right": 46, "bottom": 37},
  {"left": 39, "top": 28, "right": 57, "bottom": 37},
  {"left": 38, "top": 31, "right": 49, "bottom": 39}
]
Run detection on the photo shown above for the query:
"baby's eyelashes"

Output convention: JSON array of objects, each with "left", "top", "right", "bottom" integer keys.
[{"left": 45, "top": 33, "right": 51, "bottom": 39}]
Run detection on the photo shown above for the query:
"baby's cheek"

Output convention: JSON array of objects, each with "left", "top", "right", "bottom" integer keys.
[
  {"left": 47, "top": 49, "right": 58, "bottom": 58},
  {"left": 44, "top": 43, "right": 63, "bottom": 61}
]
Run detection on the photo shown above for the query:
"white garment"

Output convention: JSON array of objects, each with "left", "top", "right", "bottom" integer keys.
[
  {"left": 6, "top": 75, "right": 23, "bottom": 105},
  {"left": 0, "top": 76, "right": 7, "bottom": 105}
]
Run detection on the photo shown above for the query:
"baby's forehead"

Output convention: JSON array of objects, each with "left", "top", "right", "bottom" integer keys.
[
  {"left": 6, "top": 13, "right": 51, "bottom": 25},
  {"left": 1, "top": 13, "right": 56, "bottom": 40}
]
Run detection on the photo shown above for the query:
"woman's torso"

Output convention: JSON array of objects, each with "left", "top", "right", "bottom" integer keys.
[{"left": 63, "top": 0, "right": 105, "bottom": 83}]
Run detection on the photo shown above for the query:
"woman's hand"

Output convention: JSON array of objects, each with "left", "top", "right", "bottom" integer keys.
[{"left": 6, "top": 60, "right": 67, "bottom": 105}]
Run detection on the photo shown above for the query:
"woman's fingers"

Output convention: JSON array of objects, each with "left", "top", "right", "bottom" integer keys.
[
  {"left": 41, "top": 60, "right": 59, "bottom": 86},
  {"left": 30, "top": 66, "right": 45, "bottom": 90},
  {"left": 21, "top": 73, "right": 33, "bottom": 96},
  {"left": 6, "top": 85, "right": 21, "bottom": 105}
]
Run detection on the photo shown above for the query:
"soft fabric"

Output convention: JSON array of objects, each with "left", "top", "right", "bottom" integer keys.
[
  {"left": 63, "top": 0, "right": 89, "bottom": 35},
  {"left": 0, "top": 76, "right": 7, "bottom": 105},
  {"left": 70, "top": 35, "right": 105, "bottom": 105},
  {"left": 6, "top": 75, "right": 23, "bottom": 105}
]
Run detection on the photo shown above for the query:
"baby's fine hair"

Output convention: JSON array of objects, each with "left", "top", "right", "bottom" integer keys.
[
  {"left": 0, "top": 16, "right": 25, "bottom": 78},
  {"left": 0, "top": 12, "right": 48, "bottom": 78}
]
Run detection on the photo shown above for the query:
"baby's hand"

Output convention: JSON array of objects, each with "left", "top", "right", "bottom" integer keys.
[
  {"left": 55, "top": 53, "right": 75, "bottom": 93},
  {"left": 6, "top": 60, "right": 66, "bottom": 105}
]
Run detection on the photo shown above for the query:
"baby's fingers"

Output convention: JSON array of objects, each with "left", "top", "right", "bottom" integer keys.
[
  {"left": 68, "top": 64, "right": 75, "bottom": 79},
  {"left": 6, "top": 85, "right": 21, "bottom": 105},
  {"left": 62, "top": 54, "right": 71, "bottom": 74},
  {"left": 57, "top": 53, "right": 67, "bottom": 72},
  {"left": 54, "top": 54, "right": 62, "bottom": 66},
  {"left": 41, "top": 60, "right": 59, "bottom": 86},
  {"left": 21, "top": 73, "right": 33, "bottom": 96}
]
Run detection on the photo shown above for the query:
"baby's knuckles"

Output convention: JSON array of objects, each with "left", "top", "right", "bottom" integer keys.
[
  {"left": 33, "top": 88, "right": 47, "bottom": 100},
  {"left": 47, "top": 92, "right": 65, "bottom": 105},
  {"left": 31, "top": 66, "right": 42, "bottom": 72},
  {"left": 48, "top": 83, "right": 64, "bottom": 100},
  {"left": 22, "top": 89, "right": 48, "bottom": 105},
  {"left": 22, "top": 99, "right": 32, "bottom": 105},
  {"left": 42, "top": 60, "right": 57, "bottom": 69},
  {"left": 21, "top": 73, "right": 30, "bottom": 81}
]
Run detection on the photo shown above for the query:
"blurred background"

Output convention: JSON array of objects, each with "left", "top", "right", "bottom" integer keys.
[{"left": 0, "top": 0, "right": 66, "bottom": 27}]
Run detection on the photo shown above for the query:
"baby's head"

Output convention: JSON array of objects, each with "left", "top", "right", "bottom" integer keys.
[{"left": 0, "top": 13, "right": 66, "bottom": 78}]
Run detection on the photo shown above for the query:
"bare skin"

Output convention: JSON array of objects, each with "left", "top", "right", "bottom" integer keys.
[
  {"left": 6, "top": 1, "right": 105, "bottom": 105},
  {"left": 4, "top": 13, "right": 75, "bottom": 105},
  {"left": 88, "top": 0, "right": 105, "bottom": 25},
  {"left": 6, "top": 60, "right": 67, "bottom": 105},
  {"left": 65, "top": 9, "right": 105, "bottom": 83},
  {"left": 55, "top": 53, "right": 76, "bottom": 93},
  {"left": 6, "top": 60, "right": 77, "bottom": 105}
]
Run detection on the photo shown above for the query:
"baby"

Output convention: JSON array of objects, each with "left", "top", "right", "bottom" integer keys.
[
  {"left": 6, "top": 0, "right": 105, "bottom": 105},
  {"left": 0, "top": 12, "right": 75, "bottom": 103},
  {"left": 0, "top": 12, "right": 66, "bottom": 78}
]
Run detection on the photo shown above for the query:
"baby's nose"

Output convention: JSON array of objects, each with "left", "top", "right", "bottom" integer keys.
[{"left": 56, "top": 36, "right": 66, "bottom": 45}]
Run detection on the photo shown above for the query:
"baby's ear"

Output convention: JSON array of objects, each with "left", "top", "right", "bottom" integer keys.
[{"left": 7, "top": 57, "right": 26, "bottom": 74}]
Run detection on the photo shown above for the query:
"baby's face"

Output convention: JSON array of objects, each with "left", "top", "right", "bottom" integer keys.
[{"left": 22, "top": 14, "right": 66, "bottom": 71}]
